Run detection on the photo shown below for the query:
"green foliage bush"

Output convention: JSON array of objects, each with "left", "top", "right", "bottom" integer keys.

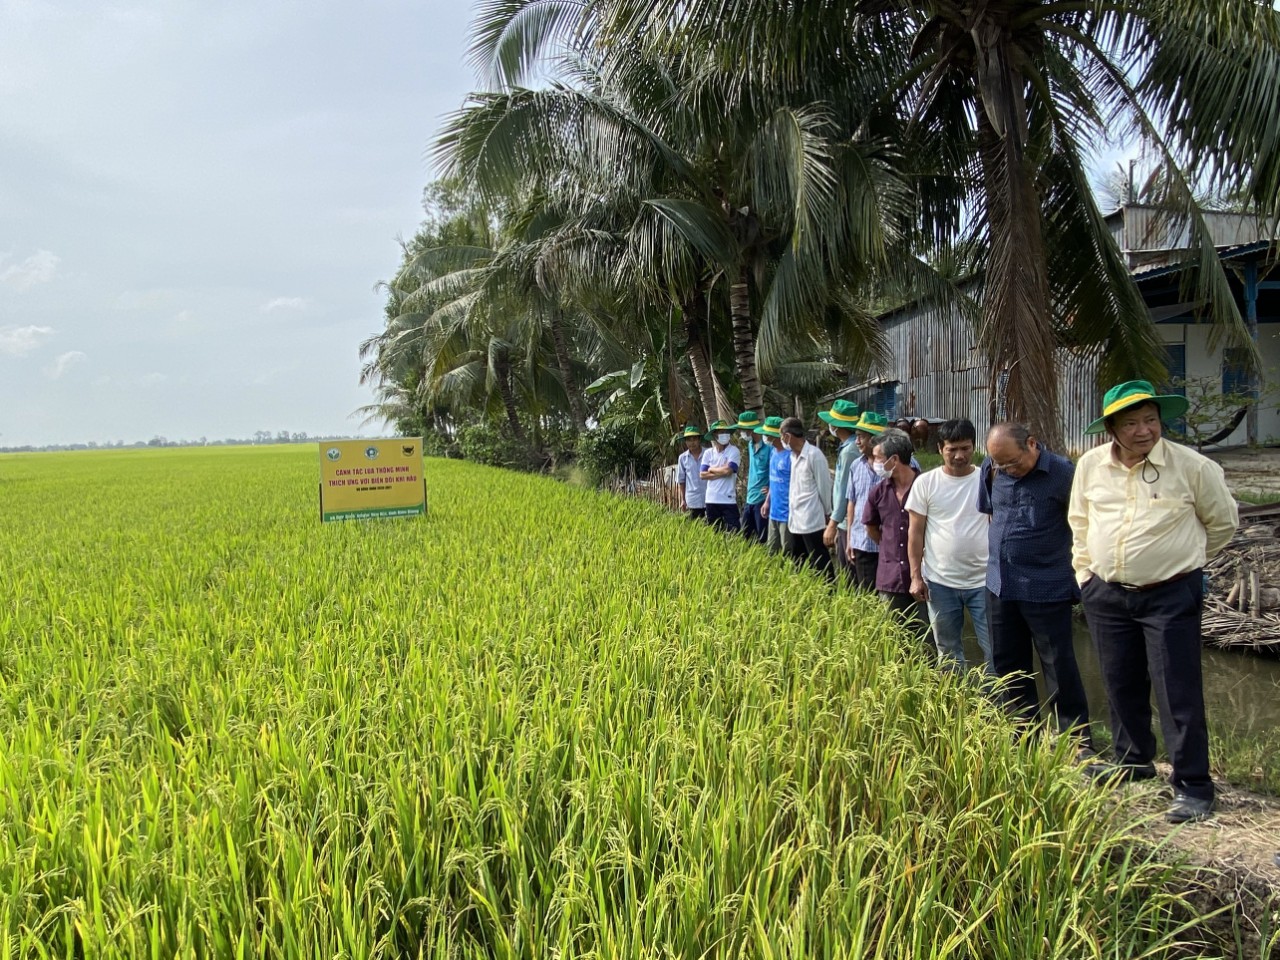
[
  {"left": 455, "top": 421, "right": 541, "bottom": 471},
  {"left": 575, "top": 423, "right": 657, "bottom": 484}
]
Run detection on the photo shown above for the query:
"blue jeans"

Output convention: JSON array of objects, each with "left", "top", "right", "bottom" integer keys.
[{"left": 925, "top": 580, "right": 992, "bottom": 671}]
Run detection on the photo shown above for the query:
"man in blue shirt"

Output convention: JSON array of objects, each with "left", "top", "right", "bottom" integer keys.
[
  {"left": 735, "top": 410, "right": 771, "bottom": 544},
  {"left": 979, "top": 422, "right": 1094, "bottom": 749},
  {"left": 819, "top": 399, "right": 861, "bottom": 585},
  {"left": 843, "top": 412, "right": 890, "bottom": 589},
  {"left": 758, "top": 417, "right": 792, "bottom": 554},
  {"left": 675, "top": 424, "right": 708, "bottom": 522}
]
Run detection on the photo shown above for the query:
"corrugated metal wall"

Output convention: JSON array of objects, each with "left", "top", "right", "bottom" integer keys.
[{"left": 853, "top": 302, "right": 1105, "bottom": 457}]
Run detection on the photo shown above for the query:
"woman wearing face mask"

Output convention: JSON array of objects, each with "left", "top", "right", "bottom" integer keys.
[{"left": 699, "top": 419, "right": 741, "bottom": 531}]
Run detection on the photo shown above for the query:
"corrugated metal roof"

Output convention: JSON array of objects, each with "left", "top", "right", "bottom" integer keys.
[{"left": 1131, "top": 239, "right": 1275, "bottom": 282}]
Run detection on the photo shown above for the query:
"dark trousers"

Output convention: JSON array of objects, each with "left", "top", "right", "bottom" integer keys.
[
  {"left": 881, "top": 591, "right": 933, "bottom": 649},
  {"left": 988, "top": 593, "right": 1092, "bottom": 741},
  {"left": 851, "top": 549, "right": 879, "bottom": 590},
  {"left": 741, "top": 501, "right": 768, "bottom": 543},
  {"left": 789, "top": 529, "right": 834, "bottom": 580},
  {"left": 685, "top": 507, "right": 706, "bottom": 522},
  {"left": 705, "top": 502, "right": 740, "bottom": 532},
  {"left": 1082, "top": 571, "right": 1212, "bottom": 802}
]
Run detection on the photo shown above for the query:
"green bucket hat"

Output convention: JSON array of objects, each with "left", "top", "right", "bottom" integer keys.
[
  {"left": 1085, "top": 379, "right": 1189, "bottom": 435},
  {"left": 680, "top": 423, "right": 703, "bottom": 440},
  {"left": 734, "top": 410, "right": 764, "bottom": 430},
  {"left": 704, "top": 419, "right": 734, "bottom": 442},
  {"left": 852, "top": 411, "right": 889, "bottom": 435},
  {"left": 818, "top": 398, "right": 862, "bottom": 429},
  {"left": 754, "top": 415, "right": 784, "bottom": 438}
]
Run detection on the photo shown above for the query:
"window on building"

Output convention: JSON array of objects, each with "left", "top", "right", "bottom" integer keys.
[
  {"left": 1222, "top": 347, "right": 1251, "bottom": 399},
  {"left": 872, "top": 382, "right": 898, "bottom": 418}
]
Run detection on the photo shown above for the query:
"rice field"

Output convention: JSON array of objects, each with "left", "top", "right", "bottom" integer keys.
[{"left": 0, "top": 446, "right": 1214, "bottom": 957}]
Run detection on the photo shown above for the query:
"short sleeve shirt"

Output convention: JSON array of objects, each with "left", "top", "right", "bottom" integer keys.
[
  {"left": 677, "top": 449, "right": 707, "bottom": 509},
  {"left": 700, "top": 443, "right": 740, "bottom": 505},
  {"left": 863, "top": 469, "right": 919, "bottom": 594}
]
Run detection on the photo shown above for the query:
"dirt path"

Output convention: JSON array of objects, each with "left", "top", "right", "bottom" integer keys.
[
  {"left": 1210, "top": 446, "right": 1280, "bottom": 499},
  {"left": 1117, "top": 767, "right": 1280, "bottom": 956}
]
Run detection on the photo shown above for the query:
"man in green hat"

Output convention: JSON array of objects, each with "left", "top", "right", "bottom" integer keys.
[
  {"left": 1069, "top": 379, "right": 1238, "bottom": 824},
  {"left": 699, "top": 419, "right": 741, "bottom": 531},
  {"left": 675, "top": 424, "right": 708, "bottom": 522},
  {"left": 819, "top": 399, "right": 862, "bottom": 584},
  {"left": 735, "top": 410, "right": 770, "bottom": 544},
  {"left": 757, "top": 417, "right": 792, "bottom": 554}
]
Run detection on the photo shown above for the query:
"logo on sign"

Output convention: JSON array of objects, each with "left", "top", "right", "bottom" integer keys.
[
  {"left": 402, "top": 445, "right": 415, "bottom": 456},
  {"left": 365, "top": 446, "right": 380, "bottom": 460},
  {"left": 326, "top": 448, "right": 341, "bottom": 461}
]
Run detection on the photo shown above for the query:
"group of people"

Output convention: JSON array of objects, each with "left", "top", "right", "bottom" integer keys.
[{"left": 675, "top": 380, "right": 1239, "bottom": 825}]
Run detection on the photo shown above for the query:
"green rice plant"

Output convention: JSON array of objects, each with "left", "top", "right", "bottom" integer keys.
[{"left": 0, "top": 447, "right": 1220, "bottom": 957}]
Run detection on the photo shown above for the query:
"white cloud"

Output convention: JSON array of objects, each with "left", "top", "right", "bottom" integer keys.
[
  {"left": 45, "top": 350, "right": 87, "bottom": 379},
  {"left": 173, "top": 309, "right": 195, "bottom": 323},
  {"left": 138, "top": 372, "right": 168, "bottom": 386},
  {"left": 0, "top": 250, "right": 60, "bottom": 291},
  {"left": 0, "top": 324, "right": 55, "bottom": 356},
  {"left": 261, "top": 296, "right": 308, "bottom": 312}
]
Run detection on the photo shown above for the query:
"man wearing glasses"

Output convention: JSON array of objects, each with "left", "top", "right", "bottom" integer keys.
[{"left": 979, "top": 422, "right": 1094, "bottom": 756}]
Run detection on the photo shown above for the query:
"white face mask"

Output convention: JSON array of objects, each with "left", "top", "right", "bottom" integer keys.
[
  {"left": 716, "top": 433, "right": 732, "bottom": 445},
  {"left": 872, "top": 460, "right": 890, "bottom": 479},
  {"left": 742, "top": 431, "right": 755, "bottom": 442}
]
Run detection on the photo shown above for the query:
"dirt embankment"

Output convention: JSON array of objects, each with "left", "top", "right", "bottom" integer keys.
[{"left": 1117, "top": 770, "right": 1280, "bottom": 957}]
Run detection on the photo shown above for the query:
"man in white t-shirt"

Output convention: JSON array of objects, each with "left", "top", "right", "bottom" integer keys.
[
  {"left": 675, "top": 424, "right": 708, "bottom": 522},
  {"left": 905, "top": 418, "right": 992, "bottom": 671},
  {"left": 699, "top": 419, "right": 741, "bottom": 531}
]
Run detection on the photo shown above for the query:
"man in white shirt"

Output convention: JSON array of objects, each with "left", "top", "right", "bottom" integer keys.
[
  {"left": 781, "top": 416, "right": 834, "bottom": 580},
  {"left": 906, "top": 418, "right": 992, "bottom": 672},
  {"left": 675, "top": 424, "right": 708, "bottom": 522},
  {"left": 699, "top": 419, "right": 741, "bottom": 531}
]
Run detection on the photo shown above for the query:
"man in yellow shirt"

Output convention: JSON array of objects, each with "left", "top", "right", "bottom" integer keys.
[{"left": 1068, "top": 380, "right": 1238, "bottom": 824}]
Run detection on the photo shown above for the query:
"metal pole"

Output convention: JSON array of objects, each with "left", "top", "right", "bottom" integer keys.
[{"left": 1245, "top": 259, "right": 1259, "bottom": 445}]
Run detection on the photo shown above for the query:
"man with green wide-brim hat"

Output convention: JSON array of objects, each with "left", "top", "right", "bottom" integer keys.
[
  {"left": 818, "top": 399, "right": 862, "bottom": 584},
  {"left": 841, "top": 411, "right": 893, "bottom": 589},
  {"left": 735, "top": 410, "right": 770, "bottom": 544},
  {"left": 1069, "top": 379, "right": 1238, "bottom": 825},
  {"left": 1083, "top": 379, "right": 1189, "bottom": 435},
  {"left": 757, "top": 416, "right": 792, "bottom": 554},
  {"left": 699, "top": 419, "right": 741, "bottom": 531},
  {"left": 675, "top": 424, "right": 708, "bottom": 522}
]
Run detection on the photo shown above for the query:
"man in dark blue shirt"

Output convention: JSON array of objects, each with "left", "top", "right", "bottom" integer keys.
[{"left": 979, "top": 423, "right": 1094, "bottom": 750}]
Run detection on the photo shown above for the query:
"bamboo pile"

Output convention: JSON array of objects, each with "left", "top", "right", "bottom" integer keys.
[{"left": 1204, "top": 506, "right": 1280, "bottom": 652}]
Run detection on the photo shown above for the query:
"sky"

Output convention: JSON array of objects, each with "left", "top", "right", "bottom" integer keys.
[{"left": 0, "top": 0, "right": 476, "bottom": 446}]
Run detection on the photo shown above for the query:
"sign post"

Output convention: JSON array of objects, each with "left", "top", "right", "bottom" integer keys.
[{"left": 318, "top": 438, "right": 427, "bottom": 522}]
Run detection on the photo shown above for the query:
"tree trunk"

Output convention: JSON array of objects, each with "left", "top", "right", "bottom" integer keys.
[
  {"left": 729, "top": 265, "right": 763, "bottom": 415},
  {"left": 548, "top": 310, "right": 586, "bottom": 430},
  {"left": 682, "top": 295, "right": 725, "bottom": 427},
  {"left": 494, "top": 350, "right": 525, "bottom": 441},
  {"left": 973, "top": 36, "right": 1061, "bottom": 450}
]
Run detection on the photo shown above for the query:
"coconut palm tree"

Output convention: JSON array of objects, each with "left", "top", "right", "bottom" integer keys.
[
  {"left": 438, "top": 13, "right": 903, "bottom": 420},
  {"left": 586, "top": 0, "right": 1280, "bottom": 447}
]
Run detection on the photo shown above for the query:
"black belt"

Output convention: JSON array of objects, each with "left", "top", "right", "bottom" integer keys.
[{"left": 1113, "top": 570, "right": 1196, "bottom": 593}]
